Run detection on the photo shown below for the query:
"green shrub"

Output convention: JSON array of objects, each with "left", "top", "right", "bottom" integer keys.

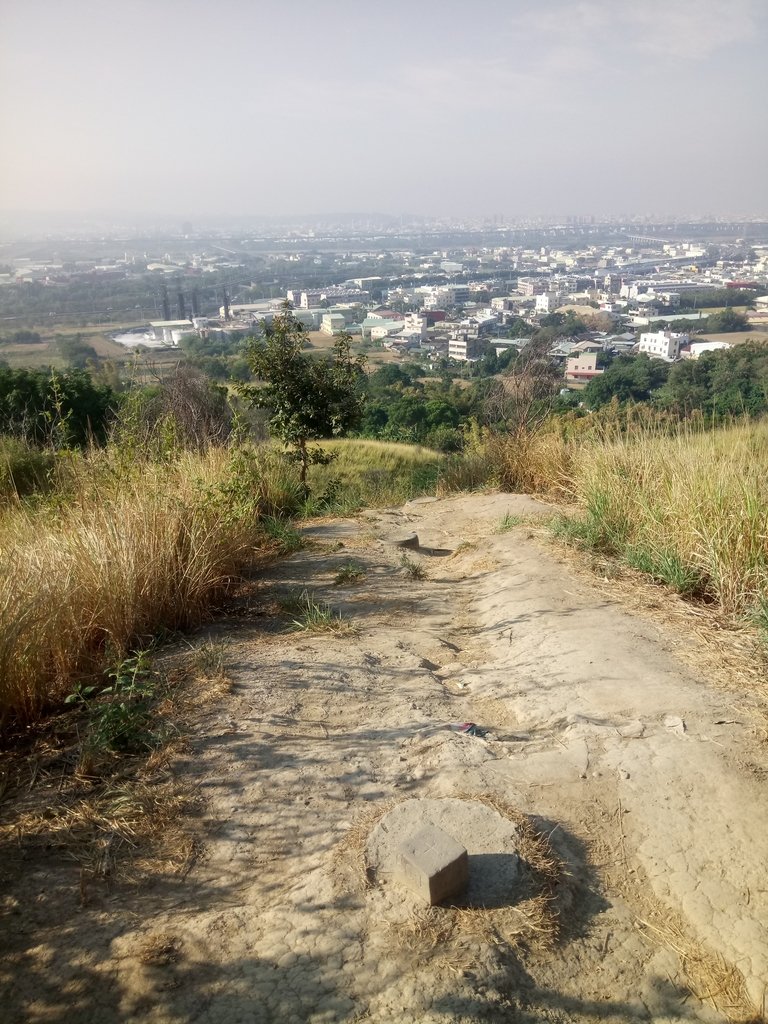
[
  {"left": 624, "top": 544, "right": 710, "bottom": 598},
  {"left": 0, "top": 438, "right": 55, "bottom": 499}
]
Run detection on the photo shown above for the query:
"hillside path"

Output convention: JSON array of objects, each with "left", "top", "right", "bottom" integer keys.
[{"left": 5, "top": 493, "right": 768, "bottom": 1023}]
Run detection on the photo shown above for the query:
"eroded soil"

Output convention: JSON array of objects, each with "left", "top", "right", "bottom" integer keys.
[{"left": 2, "top": 493, "right": 767, "bottom": 1023}]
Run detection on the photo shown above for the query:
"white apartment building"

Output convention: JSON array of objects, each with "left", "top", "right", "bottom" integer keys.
[
  {"left": 535, "top": 291, "right": 563, "bottom": 314},
  {"left": 403, "top": 312, "right": 427, "bottom": 340},
  {"left": 320, "top": 313, "right": 347, "bottom": 335},
  {"left": 448, "top": 332, "right": 483, "bottom": 361},
  {"left": 298, "top": 290, "right": 323, "bottom": 308},
  {"left": 422, "top": 284, "right": 471, "bottom": 309},
  {"left": 637, "top": 330, "right": 688, "bottom": 361}
]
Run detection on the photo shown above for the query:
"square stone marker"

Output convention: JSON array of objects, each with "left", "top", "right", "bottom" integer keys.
[{"left": 395, "top": 824, "right": 469, "bottom": 905}]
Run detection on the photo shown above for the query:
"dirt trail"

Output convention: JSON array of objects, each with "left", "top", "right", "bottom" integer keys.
[{"left": 3, "top": 493, "right": 767, "bottom": 1023}]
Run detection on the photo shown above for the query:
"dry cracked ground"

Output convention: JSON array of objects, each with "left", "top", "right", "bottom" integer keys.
[{"left": 2, "top": 493, "right": 768, "bottom": 1023}]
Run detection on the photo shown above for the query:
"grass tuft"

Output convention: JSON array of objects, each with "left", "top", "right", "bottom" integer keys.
[
  {"left": 261, "top": 515, "right": 304, "bottom": 554},
  {"left": 283, "top": 589, "right": 356, "bottom": 634},
  {"left": 399, "top": 554, "right": 428, "bottom": 581},
  {"left": 624, "top": 544, "right": 710, "bottom": 599},
  {"left": 550, "top": 420, "right": 768, "bottom": 612},
  {"left": 186, "top": 639, "right": 231, "bottom": 689},
  {"left": 334, "top": 561, "right": 367, "bottom": 586},
  {"left": 496, "top": 512, "right": 523, "bottom": 533}
]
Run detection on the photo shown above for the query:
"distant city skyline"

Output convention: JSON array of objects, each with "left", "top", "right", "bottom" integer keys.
[{"left": 1, "top": 0, "right": 767, "bottom": 227}]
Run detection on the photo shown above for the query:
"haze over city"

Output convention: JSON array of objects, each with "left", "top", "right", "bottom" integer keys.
[{"left": 1, "top": 0, "right": 767, "bottom": 232}]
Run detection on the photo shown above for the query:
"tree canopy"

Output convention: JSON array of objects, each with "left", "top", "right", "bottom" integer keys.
[
  {"left": 0, "top": 366, "right": 115, "bottom": 445},
  {"left": 240, "top": 306, "right": 367, "bottom": 489},
  {"left": 583, "top": 354, "right": 670, "bottom": 408},
  {"left": 657, "top": 343, "right": 768, "bottom": 417}
]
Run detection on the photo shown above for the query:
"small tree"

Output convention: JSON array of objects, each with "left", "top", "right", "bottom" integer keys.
[
  {"left": 483, "top": 337, "right": 561, "bottom": 441},
  {"left": 240, "top": 306, "right": 367, "bottom": 491}
]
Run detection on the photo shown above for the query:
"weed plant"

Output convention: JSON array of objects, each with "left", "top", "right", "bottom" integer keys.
[
  {"left": 66, "top": 651, "right": 162, "bottom": 760},
  {"left": 261, "top": 515, "right": 304, "bottom": 554},
  {"left": 399, "top": 554, "right": 428, "bottom": 580},
  {"left": 283, "top": 589, "right": 355, "bottom": 634},
  {"left": 496, "top": 512, "right": 523, "bottom": 533},
  {"left": 334, "top": 562, "right": 367, "bottom": 585}
]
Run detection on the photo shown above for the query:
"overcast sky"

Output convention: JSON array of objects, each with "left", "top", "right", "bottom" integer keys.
[{"left": 1, "top": 0, "right": 766, "bottom": 224}]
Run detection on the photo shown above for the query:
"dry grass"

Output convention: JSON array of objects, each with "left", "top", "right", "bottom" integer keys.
[
  {"left": 633, "top": 913, "right": 758, "bottom": 1022},
  {"left": 138, "top": 932, "right": 183, "bottom": 966},
  {"left": 332, "top": 799, "right": 398, "bottom": 895},
  {"left": 453, "top": 792, "right": 564, "bottom": 950},
  {"left": 567, "top": 420, "right": 768, "bottom": 613},
  {"left": 315, "top": 437, "right": 441, "bottom": 471},
  {"left": 0, "top": 637, "right": 234, "bottom": 902},
  {"left": 0, "top": 446, "right": 291, "bottom": 727},
  {"left": 308, "top": 438, "right": 445, "bottom": 511},
  {"left": 1, "top": 775, "right": 202, "bottom": 891},
  {"left": 503, "top": 420, "right": 768, "bottom": 627},
  {"left": 488, "top": 430, "right": 572, "bottom": 496}
]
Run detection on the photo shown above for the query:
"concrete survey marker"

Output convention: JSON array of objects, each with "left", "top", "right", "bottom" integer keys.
[
  {"left": 366, "top": 798, "right": 522, "bottom": 908},
  {"left": 396, "top": 824, "right": 468, "bottom": 905}
]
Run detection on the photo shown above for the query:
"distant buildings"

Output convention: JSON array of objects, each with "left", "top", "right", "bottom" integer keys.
[
  {"left": 148, "top": 319, "right": 195, "bottom": 345},
  {"left": 284, "top": 287, "right": 370, "bottom": 308},
  {"left": 448, "top": 331, "right": 484, "bottom": 361},
  {"left": 637, "top": 329, "right": 689, "bottom": 361},
  {"left": 321, "top": 313, "right": 347, "bottom": 335},
  {"left": 517, "top": 277, "right": 548, "bottom": 297},
  {"left": 422, "top": 285, "right": 471, "bottom": 309},
  {"left": 534, "top": 291, "right": 564, "bottom": 314},
  {"left": 565, "top": 341, "right": 604, "bottom": 386}
]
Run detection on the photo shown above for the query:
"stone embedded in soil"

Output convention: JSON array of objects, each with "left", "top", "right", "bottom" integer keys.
[
  {"left": 395, "top": 824, "right": 468, "bottom": 905},
  {"left": 393, "top": 532, "right": 420, "bottom": 549},
  {"left": 367, "top": 798, "right": 522, "bottom": 909}
]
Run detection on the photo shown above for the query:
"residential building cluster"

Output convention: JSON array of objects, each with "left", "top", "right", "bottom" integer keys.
[
  {"left": 4, "top": 220, "right": 767, "bottom": 387},
  {"left": 134, "top": 234, "right": 768, "bottom": 386}
]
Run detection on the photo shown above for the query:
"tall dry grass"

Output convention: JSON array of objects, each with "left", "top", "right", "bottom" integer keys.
[
  {"left": 488, "top": 429, "right": 572, "bottom": 496},
  {"left": 308, "top": 439, "right": 446, "bottom": 509},
  {"left": 0, "top": 437, "right": 471, "bottom": 728},
  {"left": 0, "top": 445, "right": 301, "bottom": 726},
  {"left": 548, "top": 419, "right": 768, "bottom": 614}
]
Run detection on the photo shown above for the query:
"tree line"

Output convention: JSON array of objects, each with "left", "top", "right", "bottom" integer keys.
[{"left": 2, "top": 309, "right": 767, "bottom": 464}]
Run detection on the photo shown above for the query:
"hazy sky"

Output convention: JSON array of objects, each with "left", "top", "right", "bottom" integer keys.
[{"left": 1, "top": 0, "right": 766, "bottom": 223}]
